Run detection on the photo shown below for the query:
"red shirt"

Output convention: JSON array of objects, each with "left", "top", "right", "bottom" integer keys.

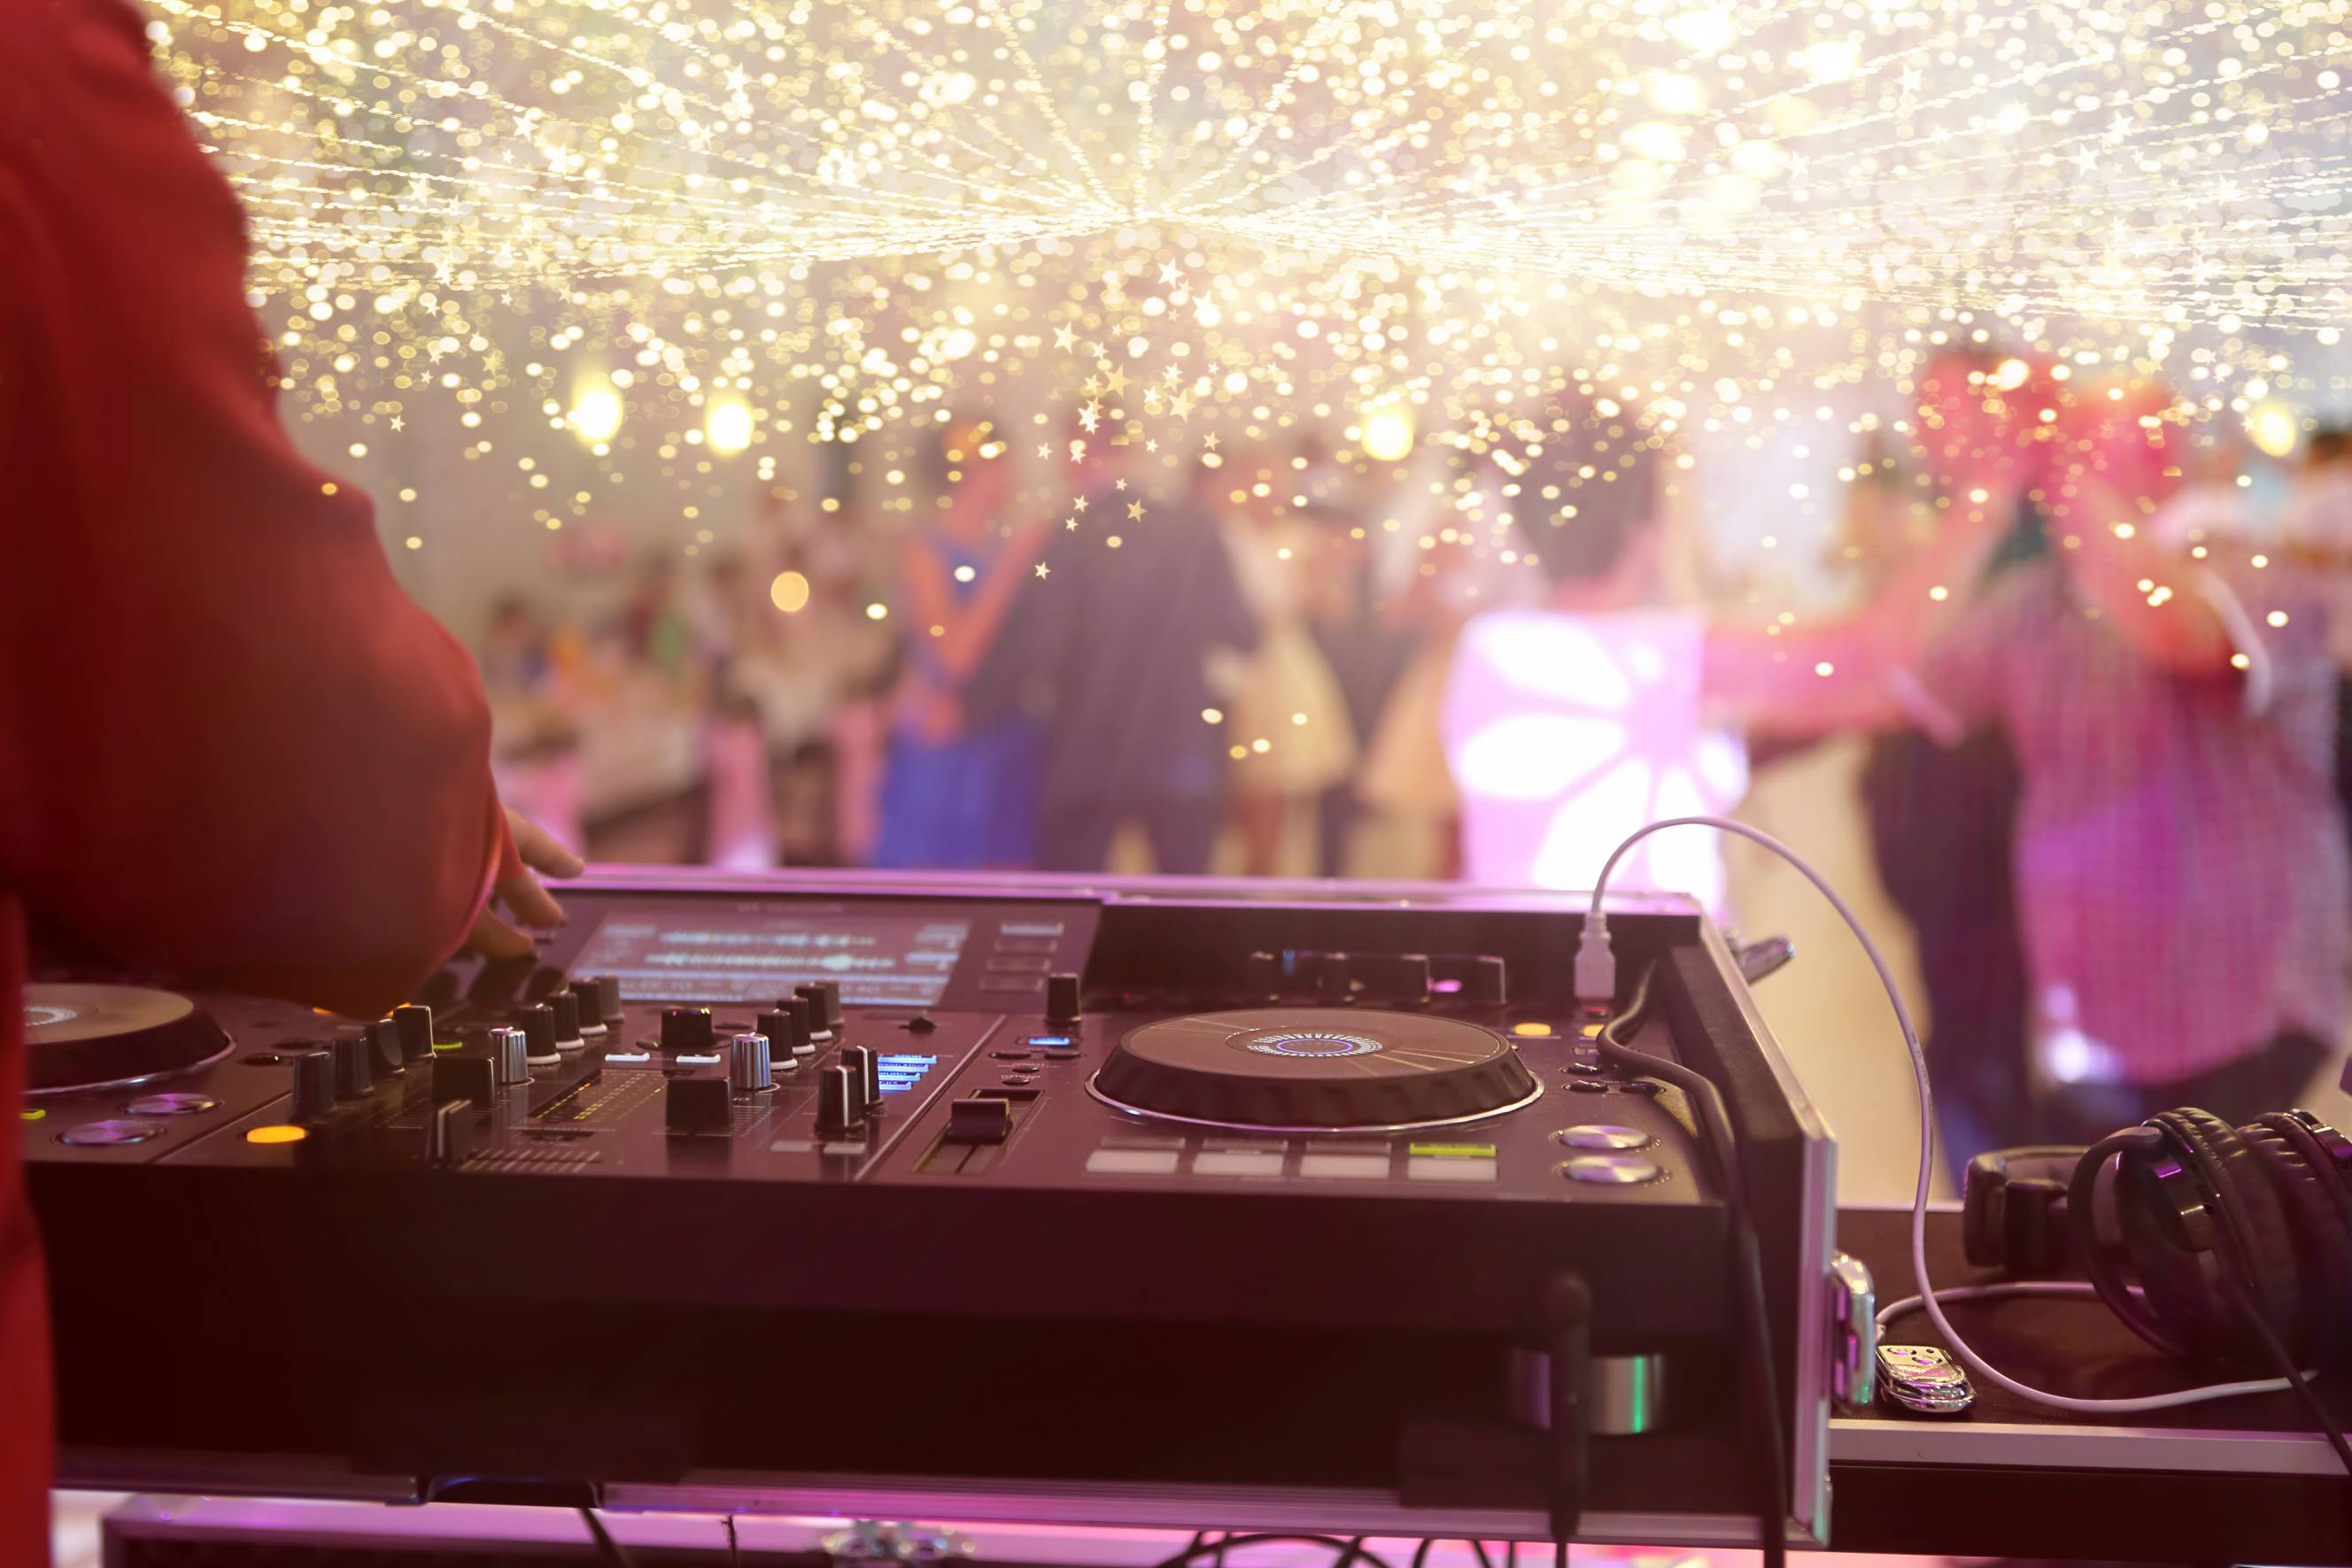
[{"left": 0, "top": 4, "right": 515, "bottom": 1556}]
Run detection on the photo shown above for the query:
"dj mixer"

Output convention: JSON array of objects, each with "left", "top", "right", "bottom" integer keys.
[{"left": 24, "top": 869, "right": 1837, "bottom": 1549}]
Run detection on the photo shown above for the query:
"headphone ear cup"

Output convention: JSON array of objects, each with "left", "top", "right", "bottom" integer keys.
[
  {"left": 2152, "top": 1108, "right": 2305, "bottom": 1367},
  {"left": 1963, "top": 1147, "right": 2085, "bottom": 1272},
  {"left": 2250, "top": 1113, "right": 2352, "bottom": 1371}
]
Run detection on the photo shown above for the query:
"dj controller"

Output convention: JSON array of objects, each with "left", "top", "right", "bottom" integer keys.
[{"left": 24, "top": 869, "right": 1837, "bottom": 1549}]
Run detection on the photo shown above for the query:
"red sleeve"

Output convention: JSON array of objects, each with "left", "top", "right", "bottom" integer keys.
[{"left": 0, "top": 0, "right": 512, "bottom": 1018}]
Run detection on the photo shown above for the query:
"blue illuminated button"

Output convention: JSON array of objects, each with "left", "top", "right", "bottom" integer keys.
[{"left": 1026, "top": 1036, "right": 1073, "bottom": 1048}]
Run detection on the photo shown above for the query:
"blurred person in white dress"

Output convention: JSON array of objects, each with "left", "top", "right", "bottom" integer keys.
[
  {"left": 1439, "top": 404, "right": 1748, "bottom": 912},
  {"left": 1219, "top": 460, "right": 1360, "bottom": 877}
]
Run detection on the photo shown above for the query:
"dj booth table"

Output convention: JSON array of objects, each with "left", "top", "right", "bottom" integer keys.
[
  {"left": 54, "top": 1221, "right": 2350, "bottom": 1563},
  {"left": 1826, "top": 1206, "right": 2352, "bottom": 1564}
]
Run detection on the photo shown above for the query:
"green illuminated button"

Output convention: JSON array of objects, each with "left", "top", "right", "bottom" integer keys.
[
  {"left": 19, "top": 1108, "right": 45, "bottom": 1122},
  {"left": 1407, "top": 1141, "right": 1496, "bottom": 1158}
]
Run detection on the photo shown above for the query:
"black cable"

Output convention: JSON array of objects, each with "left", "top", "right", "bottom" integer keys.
[
  {"left": 1551, "top": 1543, "right": 1565, "bottom": 1568},
  {"left": 1596, "top": 964, "right": 1788, "bottom": 1568},
  {"left": 1146, "top": 1534, "right": 1392, "bottom": 1568},
  {"left": 1335, "top": 1537, "right": 1367, "bottom": 1568},
  {"left": 1470, "top": 1543, "right": 1495, "bottom": 1568},
  {"left": 2220, "top": 1271, "right": 2352, "bottom": 1482},
  {"left": 580, "top": 1504, "right": 636, "bottom": 1568},
  {"left": 1410, "top": 1541, "right": 1435, "bottom": 1568},
  {"left": 725, "top": 1514, "right": 742, "bottom": 1568}
]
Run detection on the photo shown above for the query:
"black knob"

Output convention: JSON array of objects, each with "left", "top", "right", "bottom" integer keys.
[
  {"left": 1245, "top": 951, "right": 1281, "bottom": 1000},
  {"left": 516, "top": 1003, "right": 560, "bottom": 1064},
  {"left": 391, "top": 1003, "right": 436, "bottom": 1062},
  {"left": 290, "top": 1048, "right": 337, "bottom": 1124},
  {"left": 432, "top": 1052, "right": 496, "bottom": 1110},
  {"left": 662, "top": 1007, "right": 715, "bottom": 1054},
  {"left": 1392, "top": 954, "right": 1433, "bottom": 1005},
  {"left": 841, "top": 1044, "right": 882, "bottom": 1116},
  {"left": 759, "top": 1000, "right": 815, "bottom": 1061},
  {"left": 547, "top": 991, "right": 584, "bottom": 1047},
  {"left": 365, "top": 1016, "right": 406, "bottom": 1077},
  {"left": 332, "top": 1034, "right": 375, "bottom": 1100},
  {"left": 1315, "top": 952, "right": 1354, "bottom": 1005},
  {"left": 815, "top": 1064, "right": 862, "bottom": 1134},
  {"left": 1045, "top": 972, "right": 1082, "bottom": 1026},
  {"left": 666, "top": 1075, "right": 734, "bottom": 1134},
  {"left": 1467, "top": 955, "right": 1509, "bottom": 1007},
  {"left": 793, "top": 982, "right": 845, "bottom": 1037},
  {"left": 423, "top": 1100, "right": 475, "bottom": 1168},
  {"left": 584, "top": 974, "right": 624, "bottom": 1029}
]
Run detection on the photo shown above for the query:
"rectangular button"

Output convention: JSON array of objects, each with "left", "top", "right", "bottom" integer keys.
[
  {"left": 992, "top": 937, "right": 1059, "bottom": 955},
  {"left": 1299, "top": 1154, "right": 1389, "bottom": 1180},
  {"left": 1000, "top": 922, "right": 1066, "bottom": 938},
  {"left": 1099, "top": 1129, "right": 1188, "bottom": 1149},
  {"left": 1407, "top": 1156, "right": 1498, "bottom": 1183},
  {"left": 986, "top": 956, "right": 1052, "bottom": 974},
  {"left": 1193, "top": 1151, "right": 1284, "bottom": 1178},
  {"left": 979, "top": 975, "right": 1043, "bottom": 993},
  {"left": 1202, "top": 1137, "right": 1291, "bottom": 1155},
  {"left": 1087, "top": 1148, "right": 1180, "bottom": 1175}
]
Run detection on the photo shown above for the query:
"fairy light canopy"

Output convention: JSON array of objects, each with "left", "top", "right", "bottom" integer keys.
[{"left": 146, "top": 0, "right": 2352, "bottom": 548}]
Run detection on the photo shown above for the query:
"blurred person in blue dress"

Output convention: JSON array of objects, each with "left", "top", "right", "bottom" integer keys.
[{"left": 870, "top": 423, "right": 1047, "bottom": 869}]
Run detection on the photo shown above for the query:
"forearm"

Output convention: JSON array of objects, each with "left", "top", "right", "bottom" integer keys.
[
  {"left": 1704, "top": 622, "right": 1907, "bottom": 736},
  {"left": 2060, "top": 513, "right": 2238, "bottom": 674}
]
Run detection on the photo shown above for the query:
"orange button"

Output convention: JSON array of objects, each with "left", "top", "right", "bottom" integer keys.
[{"left": 244, "top": 1124, "right": 308, "bottom": 1145}]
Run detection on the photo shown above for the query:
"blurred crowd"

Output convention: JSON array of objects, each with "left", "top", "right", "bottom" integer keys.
[{"left": 476, "top": 358, "right": 2352, "bottom": 1162}]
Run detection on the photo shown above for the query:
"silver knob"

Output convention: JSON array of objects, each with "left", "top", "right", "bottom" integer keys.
[
  {"left": 491, "top": 1025, "right": 532, "bottom": 1088},
  {"left": 729, "top": 1031, "right": 773, "bottom": 1093}
]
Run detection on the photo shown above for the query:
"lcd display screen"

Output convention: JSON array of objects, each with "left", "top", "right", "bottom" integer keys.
[{"left": 569, "top": 908, "right": 971, "bottom": 1008}]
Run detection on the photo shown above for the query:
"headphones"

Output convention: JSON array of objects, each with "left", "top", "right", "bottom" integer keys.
[{"left": 1963, "top": 1108, "right": 2352, "bottom": 1374}]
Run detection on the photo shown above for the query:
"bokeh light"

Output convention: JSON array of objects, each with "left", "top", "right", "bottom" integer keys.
[{"left": 769, "top": 569, "right": 812, "bottom": 614}]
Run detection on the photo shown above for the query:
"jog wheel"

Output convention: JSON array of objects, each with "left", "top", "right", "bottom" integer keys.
[
  {"left": 24, "top": 985, "right": 233, "bottom": 1095},
  {"left": 1089, "top": 1008, "right": 1539, "bottom": 1132}
]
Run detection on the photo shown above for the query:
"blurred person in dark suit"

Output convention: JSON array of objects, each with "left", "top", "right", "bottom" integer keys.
[{"left": 979, "top": 449, "right": 1259, "bottom": 874}]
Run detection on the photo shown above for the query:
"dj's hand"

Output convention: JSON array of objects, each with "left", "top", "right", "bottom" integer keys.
[{"left": 468, "top": 809, "right": 586, "bottom": 960}]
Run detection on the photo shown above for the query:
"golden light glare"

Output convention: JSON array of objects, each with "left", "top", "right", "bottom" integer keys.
[
  {"left": 1362, "top": 407, "right": 1417, "bottom": 464},
  {"left": 569, "top": 385, "right": 623, "bottom": 445},
  {"left": 2248, "top": 401, "right": 2301, "bottom": 460},
  {"left": 705, "top": 399, "right": 754, "bottom": 455},
  {"left": 769, "top": 570, "right": 812, "bottom": 614}
]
